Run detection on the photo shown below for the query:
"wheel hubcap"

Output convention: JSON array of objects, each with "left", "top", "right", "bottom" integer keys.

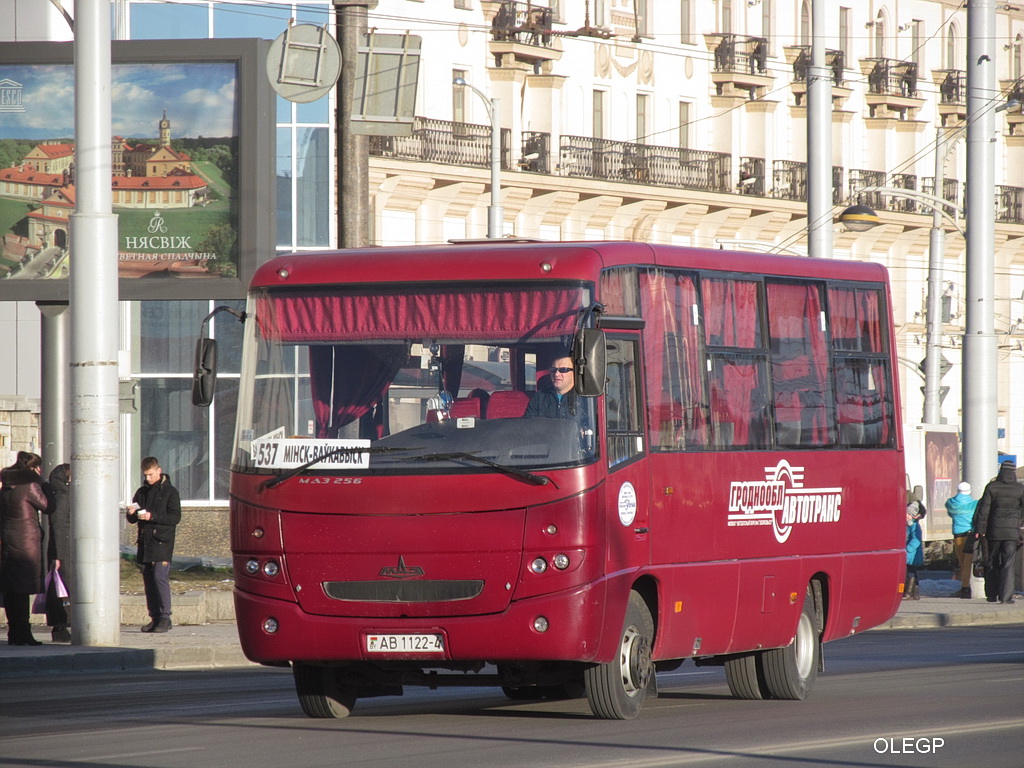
[
  {"left": 619, "top": 625, "right": 652, "bottom": 697},
  {"left": 794, "top": 612, "right": 815, "bottom": 680}
]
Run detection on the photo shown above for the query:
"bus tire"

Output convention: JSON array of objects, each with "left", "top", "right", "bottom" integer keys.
[
  {"left": 585, "top": 591, "right": 654, "bottom": 720},
  {"left": 724, "top": 652, "right": 767, "bottom": 700},
  {"left": 292, "top": 662, "right": 358, "bottom": 718},
  {"left": 760, "top": 589, "right": 819, "bottom": 700}
]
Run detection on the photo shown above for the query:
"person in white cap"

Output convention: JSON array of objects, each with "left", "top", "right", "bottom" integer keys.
[{"left": 946, "top": 481, "right": 978, "bottom": 598}]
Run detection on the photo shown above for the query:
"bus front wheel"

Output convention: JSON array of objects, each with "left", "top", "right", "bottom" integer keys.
[
  {"left": 585, "top": 591, "right": 654, "bottom": 720},
  {"left": 292, "top": 662, "right": 358, "bottom": 718},
  {"left": 760, "top": 589, "right": 820, "bottom": 700}
]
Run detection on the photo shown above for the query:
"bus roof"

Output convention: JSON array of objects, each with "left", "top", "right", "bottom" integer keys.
[{"left": 251, "top": 241, "right": 890, "bottom": 291}]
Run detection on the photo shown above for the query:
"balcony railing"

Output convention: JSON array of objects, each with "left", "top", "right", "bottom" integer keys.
[
  {"left": 739, "top": 157, "right": 766, "bottom": 196},
  {"left": 521, "top": 131, "right": 550, "bottom": 174},
  {"left": 938, "top": 70, "right": 967, "bottom": 105},
  {"left": 491, "top": 1, "right": 554, "bottom": 47},
  {"left": 922, "top": 177, "right": 961, "bottom": 211},
  {"left": 997, "top": 185, "right": 1024, "bottom": 224},
  {"left": 368, "top": 116, "right": 512, "bottom": 170},
  {"left": 888, "top": 172, "right": 919, "bottom": 213},
  {"left": 772, "top": 161, "right": 844, "bottom": 204},
  {"left": 714, "top": 34, "right": 769, "bottom": 75},
  {"left": 849, "top": 169, "right": 886, "bottom": 210},
  {"left": 559, "top": 137, "right": 731, "bottom": 192},
  {"left": 865, "top": 58, "right": 919, "bottom": 98},
  {"left": 791, "top": 47, "right": 846, "bottom": 87}
]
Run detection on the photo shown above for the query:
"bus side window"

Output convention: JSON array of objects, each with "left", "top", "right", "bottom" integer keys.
[
  {"left": 828, "top": 286, "right": 895, "bottom": 448},
  {"left": 605, "top": 338, "right": 644, "bottom": 467}
]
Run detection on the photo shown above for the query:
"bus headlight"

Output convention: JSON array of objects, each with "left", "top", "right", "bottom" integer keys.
[
  {"left": 533, "top": 616, "right": 549, "bottom": 632},
  {"left": 244, "top": 559, "right": 260, "bottom": 575},
  {"left": 552, "top": 553, "right": 570, "bottom": 570},
  {"left": 529, "top": 557, "right": 548, "bottom": 574},
  {"left": 263, "top": 617, "right": 279, "bottom": 634},
  {"left": 263, "top": 560, "right": 280, "bottom": 577}
]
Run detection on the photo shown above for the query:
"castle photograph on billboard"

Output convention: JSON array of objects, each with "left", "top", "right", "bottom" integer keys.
[{"left": 0, "top": 40, "right": 274, "bottom": 301}]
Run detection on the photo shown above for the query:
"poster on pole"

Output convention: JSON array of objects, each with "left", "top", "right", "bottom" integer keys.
[{"left": 0, "top": 39, "right": 275, "bottom": 301}]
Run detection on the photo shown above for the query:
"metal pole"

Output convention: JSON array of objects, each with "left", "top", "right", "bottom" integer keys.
[
  {"left": 71, "top": 0, "right": 121, "bottom": 645},
  {"left": 487, "top": 96, "right": 503, "bottom": 238},
  {"left": 963, "top": 0, "right": 998, "bottom": 495},
  {"left": 806, "top": 0, "right": 832, "bottom": 259},
  {"left": 336, "top": 1, "right": 371, "bottom": 247},
  {"left": 922, "top": 128, "right": 947, "bottom": 425},
  {"left": 37, "top": 302, "right": 70, "bottom": 478}
]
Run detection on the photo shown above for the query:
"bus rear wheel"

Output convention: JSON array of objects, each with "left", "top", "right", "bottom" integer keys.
[
  {"left": 760, "top": 589, "right": 819, "bottom": 700},
  {"left": 585, "top": 591, "right": 654, "bottom": 720},
  {"left": 292, "top": 662, "right": 358, "bottom": 718},
  {"left": 724, "top": 652, "right": 767, "bottom": 700}
]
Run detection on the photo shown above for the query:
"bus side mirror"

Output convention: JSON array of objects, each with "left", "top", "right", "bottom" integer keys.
[
  {"left": 573, "top": 329, "right": 606, "bottom": 397},
  {"left": 191, "top": 337, "right": 218, "bottom": 407}
]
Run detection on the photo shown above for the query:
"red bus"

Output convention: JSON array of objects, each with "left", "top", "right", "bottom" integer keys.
[{"left": 195, "top": 241, "right": 905, "bottom": 720}]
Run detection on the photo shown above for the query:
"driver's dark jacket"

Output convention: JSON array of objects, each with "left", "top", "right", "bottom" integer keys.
[
  {"left": 127, "top": 474, "right": 182, "bottom": 564},
  {"left": 525, "top": 389, "right": 589, "bottom": 430}
]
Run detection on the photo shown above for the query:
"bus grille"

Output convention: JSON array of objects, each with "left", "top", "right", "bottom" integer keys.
[{"left": 323, "top": 580, "right": 485, "bottom": 603}]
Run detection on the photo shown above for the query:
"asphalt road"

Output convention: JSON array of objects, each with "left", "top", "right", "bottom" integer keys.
[{"left": 1, "top": 626, "right": 1021, "bottom": 768}]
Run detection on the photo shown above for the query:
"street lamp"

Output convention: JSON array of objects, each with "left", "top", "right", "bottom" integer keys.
[{"left": 453, "top": 77, "right": 503, "bottom": 238}]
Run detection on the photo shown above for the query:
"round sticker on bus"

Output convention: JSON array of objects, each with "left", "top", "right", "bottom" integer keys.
[{"left": 618, "top": 482, "right": 637, "bottom": 526}]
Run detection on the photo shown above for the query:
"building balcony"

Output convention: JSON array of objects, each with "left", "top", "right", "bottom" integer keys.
[
  {"left": 1000, "top": 77, "right": 1024, "bottom": 137},
  {"left": 484, "top": 0, "right": 563, "bottom": 69},
  {"left": 704, "top": 34, "right": 774, "bottom": 100},
  {"left": 738, "top": 157, "right": 766, "bottom": 196},
  {"left": 785, "top": 46, "right": 852, "bottom": 107},
  {"left": 368, "top": 116, "right": 512, "bottom": 170},
  {"left": 997, "top": 185, "right": 1024, "bottom": 224},
  {"left": 558, "top": 136, "right": 731, "bottom": 193},
  {"left": 772, "top": 160, "right": 844, "bottom": 204},
  {"left": 860, "top": 58, "right": 925, "bottom": 120},
  {"left": 933, "top": 69, "right": 967, "bottom": 125}
]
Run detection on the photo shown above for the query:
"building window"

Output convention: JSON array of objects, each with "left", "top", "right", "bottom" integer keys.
[
  {"left": 593, "top": 90, "right": 606, "bottom": 140},
  {"left": 636, "top": 0, "right": 652, "bottom": 38},
  {"left": 636, "top": 94, "right": 650, "bottom": 144},
  {"left": 873, "top": 13, "right": 887, "bottom": 59},
  {"left": 454, "top": 0, "right": 471, "bottom": 9},
  {"left": 679, "top": 102, "right": 691, "bottom": 149},
  {"left": 799, "top": 0, "right": 810, "bottom": 46},
  {"left": 762, "top": 0, "right": 773, "bottom": 56},
  {"left": 681, "top": 0, "right": 692, "bottom": 44},
  {"left": 721, "top": 0, "right": 732, "bottom": 35},
  {"left": 839, "top": 7, "right": 850, "bottom": 63},
  {"left": 453, "top": 68, "right": 467, "bottom": 123},
  {"left": 910, "top": 20, "right": 922, "bottom": 66},
  {"left": 594, "top": 0, "right": 606, "bottom": 28}
]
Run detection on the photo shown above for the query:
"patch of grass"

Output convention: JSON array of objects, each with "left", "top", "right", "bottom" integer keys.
[{"left": 120, "top": 557, "right": 233, "bottom": 594}]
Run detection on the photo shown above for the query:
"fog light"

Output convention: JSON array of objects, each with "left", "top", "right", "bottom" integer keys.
[
  {"left": 529, "top": 557, "right": 548, "bottom": 574},
  {"left": 263, "top": 560, "right": 280, "bottom": 577},
  {"left": 552, "top": 553, "right": 570, "bottom": 570},
  {"left": 244, "top": 559, "right": 260, "bottom": 575},
  {"left": 263, "top": 617, "right": 279, "bottom": 634},
  {"left": 252, "top": 527, "right": 265, "bottom": 539},
  {"left": 533, "top": 616, "right": 549, "bottom": 632}
]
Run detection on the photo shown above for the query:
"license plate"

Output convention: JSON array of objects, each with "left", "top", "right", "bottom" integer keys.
[{"left": 366, "top": 633, "right": 444, "bottom": 653}]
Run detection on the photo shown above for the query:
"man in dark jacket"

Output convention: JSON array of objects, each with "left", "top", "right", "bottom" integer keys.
[
  {"left": 126, "top": 456, "right": 181, "bottom": 632},
  {"left": 973, "top": 460, "right": 1024, "bottom": 604}
]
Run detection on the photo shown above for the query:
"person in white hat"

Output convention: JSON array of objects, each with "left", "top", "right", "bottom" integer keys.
[{"left": 946, "top": 481, "right": 978, "bottom": 598}]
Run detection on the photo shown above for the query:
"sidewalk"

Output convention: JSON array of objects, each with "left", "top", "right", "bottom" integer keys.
[{"left": 1, "top": 577, "right": 1021, "bottom": 678}]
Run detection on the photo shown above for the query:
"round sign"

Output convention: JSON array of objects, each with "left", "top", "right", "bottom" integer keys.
[
  {"left": 266, "top": 24, "right": 342, "bottom": 104},
  {"left": 617, "top": 482, "right": 638, "bottom": 527}
]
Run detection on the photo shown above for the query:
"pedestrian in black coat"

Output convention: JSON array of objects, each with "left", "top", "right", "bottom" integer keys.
[
  {"left": 125, "top": 457, "right": 181, "bottom": 633},
  {"left": 973, "top": 460, "right": 1024, "bottom": 604},
  {"left": 45, "top": 463, "right": 72, "bottom": 642}
]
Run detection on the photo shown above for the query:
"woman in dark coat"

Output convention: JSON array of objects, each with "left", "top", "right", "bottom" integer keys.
[
  {"left": 0, "top": 451, "right": 51, "bottom": 646},
  {"left": 45, "top": 463, "right": 72, "bottom": 641}
]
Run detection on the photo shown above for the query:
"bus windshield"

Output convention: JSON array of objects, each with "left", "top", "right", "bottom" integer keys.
[{"left": 234, "top": 281, "right": 598, "bottom": 476}]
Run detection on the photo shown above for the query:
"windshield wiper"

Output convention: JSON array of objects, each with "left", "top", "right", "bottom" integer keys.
[
  {"left": 258, "top": 446, "right": 411, "bottom": 491},
  {"left": 417, "top": 451, "right": 551, "bottom": 486}
]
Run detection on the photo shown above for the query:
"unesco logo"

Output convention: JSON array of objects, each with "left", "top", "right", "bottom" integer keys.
[{"left": 0, "top": 79, "right": 26, "bottom": 113}]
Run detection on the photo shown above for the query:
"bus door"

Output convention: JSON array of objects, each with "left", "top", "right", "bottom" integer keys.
[{"left": 602, "top": 336, "right": 650, "bottom": 573}]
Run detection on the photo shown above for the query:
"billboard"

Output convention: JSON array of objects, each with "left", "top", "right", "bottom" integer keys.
[{"left": 0, "top": 39, "right": 275, "bottom": 301}]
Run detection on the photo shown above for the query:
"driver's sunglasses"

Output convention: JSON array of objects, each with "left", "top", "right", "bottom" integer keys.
[{"left": 549, "top": 367, "right": 574, "bottom": 374}]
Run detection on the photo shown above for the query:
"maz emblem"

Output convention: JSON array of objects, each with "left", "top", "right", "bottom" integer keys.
[{"left": 379, "top": 556, "right": 425, "bottom": 579}]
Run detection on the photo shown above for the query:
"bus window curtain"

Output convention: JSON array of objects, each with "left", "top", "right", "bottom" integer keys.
[
  {"left": 309, "top": 345, "right": 406, "bottom": 438},
  {"left": 767, "top": 282, "right": 833, "bottom": 445}
]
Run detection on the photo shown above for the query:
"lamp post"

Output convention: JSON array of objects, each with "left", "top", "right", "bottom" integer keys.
[{"left": 453, "top": 77, "right": 503, "bottom": 238}]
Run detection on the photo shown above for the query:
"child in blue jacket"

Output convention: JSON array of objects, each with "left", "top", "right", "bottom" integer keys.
[
  {"left": 904, "top": 502, "right": 925, "bottom": 600},
  {"left": 945, "top": 481, "right": 978, "bottom": 598}
]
